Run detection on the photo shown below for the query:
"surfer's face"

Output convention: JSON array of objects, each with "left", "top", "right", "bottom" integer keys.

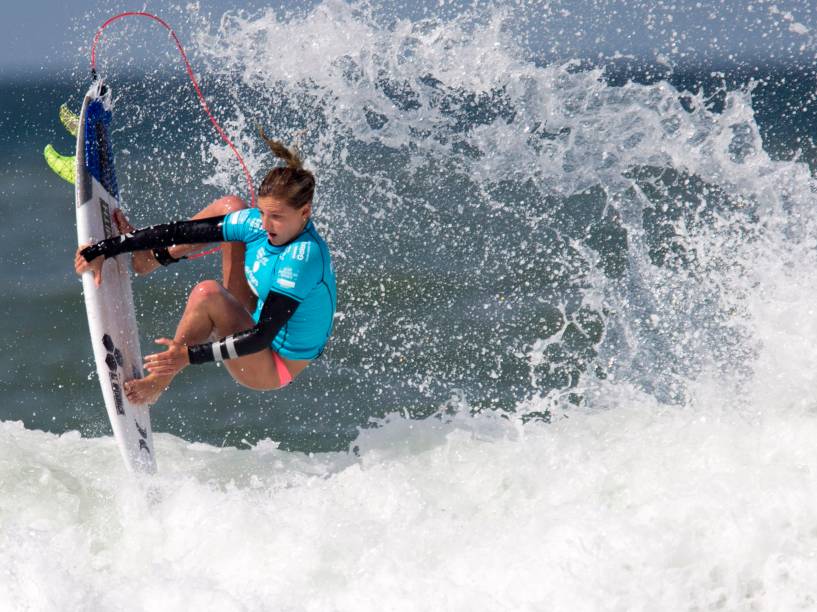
[{"left": 258, "top": 196, "right": 312, "bottom": 246}]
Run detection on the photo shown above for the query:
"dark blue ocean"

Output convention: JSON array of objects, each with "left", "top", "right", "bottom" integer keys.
[{"left": 3, "top": 2, "right": 817, "bottom": 608}]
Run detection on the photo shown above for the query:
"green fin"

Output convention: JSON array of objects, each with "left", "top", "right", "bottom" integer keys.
[
  {"left": 59, "top": 104, "right": 79, "bottom": 137},
  {"left": 44, "top": 144, "right": 76, "bottom": 185}
]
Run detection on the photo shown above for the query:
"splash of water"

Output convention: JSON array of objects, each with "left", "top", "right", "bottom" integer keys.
[{"left": 163, "top": 2, "right": 813, "bottom": 418}]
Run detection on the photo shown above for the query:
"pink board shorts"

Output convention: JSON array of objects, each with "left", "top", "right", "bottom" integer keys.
[{"left": 273, "top": 351, "right": 293, "bottom": 388}]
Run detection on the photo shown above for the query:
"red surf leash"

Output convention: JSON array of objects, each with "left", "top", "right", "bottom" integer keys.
[{"left": 91, "top": 11, "right": 256, "bottom": 259}]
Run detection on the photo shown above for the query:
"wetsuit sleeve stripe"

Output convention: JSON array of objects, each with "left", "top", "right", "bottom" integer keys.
[
  {"left": 225, "top": 336, "right": 239, "bottom": 360},
  {"left": 212, "top": 343, "right": 223, "bottom": 363}
]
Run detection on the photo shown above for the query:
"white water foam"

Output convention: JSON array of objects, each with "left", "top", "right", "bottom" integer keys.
[{"left": 4, "top": 369, "right": 817, "bottom": 611}]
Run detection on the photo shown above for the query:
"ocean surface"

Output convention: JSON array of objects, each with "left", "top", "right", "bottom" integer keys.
[{"left": 3, "top": 1, "right": 817, "bottom": 609}]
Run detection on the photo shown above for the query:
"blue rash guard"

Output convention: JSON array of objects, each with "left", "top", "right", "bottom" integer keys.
[{"left": 222, "top": 208, "right": 337, "bottom": 360}]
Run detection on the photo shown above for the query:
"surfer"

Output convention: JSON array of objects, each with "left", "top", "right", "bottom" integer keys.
[{"left": 74, "top": 131, "right": 337, "bottom": 405}]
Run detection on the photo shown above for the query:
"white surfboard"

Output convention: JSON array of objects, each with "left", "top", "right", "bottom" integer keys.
[{"left": 75, "top": 80, "right": 156, "bottom": 473}]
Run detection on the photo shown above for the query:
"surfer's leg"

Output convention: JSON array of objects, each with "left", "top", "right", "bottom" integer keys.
[
  {"left": 180, "top": 280, "right": 308, "bottom": 388},
  {"left": 124, "top": 280, "right": 251, "bottom": 404},
  {"left": 123, "top": 279, "right": 283, "bottom": 403},
  {"left": 175, "top": 280, "right": 256, "bottom": 345},
  {"left": 173, "top": 280, "right": 305, "bottom": 390}
]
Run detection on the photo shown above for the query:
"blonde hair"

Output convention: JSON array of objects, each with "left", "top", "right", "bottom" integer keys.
[{"left": 257, "top": 126, "right": 314, "bottom": 209}]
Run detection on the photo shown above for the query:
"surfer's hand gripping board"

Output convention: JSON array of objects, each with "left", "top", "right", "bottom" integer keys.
[
  {"left": 75, "top": 243, "right": 104, "bottom": 286},
  {"left": 75, "top": 210, "right": 142, "bottom": 285}
]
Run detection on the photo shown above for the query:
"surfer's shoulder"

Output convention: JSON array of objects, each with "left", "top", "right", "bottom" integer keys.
[
  {"left": 224, "top": 206, "right": 261, "bottom": 225},
  {"left": 223, "top": 207, "right": 264, "bottom": 241}
]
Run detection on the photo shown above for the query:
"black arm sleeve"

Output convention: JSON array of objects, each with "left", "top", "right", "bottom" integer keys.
[
  {"left": 81, "top": 215, "right": 227, "bottom": 262},
  {"left": 187, "top": 291, "right": 300, "bottom": 365}
]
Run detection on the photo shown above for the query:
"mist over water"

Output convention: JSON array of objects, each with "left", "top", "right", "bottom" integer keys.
[{"left": 4, "top": 1, "right": 817, "bottom": 608}]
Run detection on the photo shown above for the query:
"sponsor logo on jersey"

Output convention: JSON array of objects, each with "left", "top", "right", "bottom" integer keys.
[
  {"left": 252, "top": 246, "right": 269, "bottom": 275},
  {"left": 290, "top": 241, "right": 310, "bottom": 261},
  {"left": 277, "top": 265, "right": 299, "bottom": 289}
]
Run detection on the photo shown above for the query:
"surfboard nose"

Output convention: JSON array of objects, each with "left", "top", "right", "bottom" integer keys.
[{"left": 43, "top": 144, "right": 76, "bottom": 185}]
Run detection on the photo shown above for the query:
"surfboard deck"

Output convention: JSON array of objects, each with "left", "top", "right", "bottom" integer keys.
[{"left": 75, "top": 80, "right": 156, "bottom": 473}]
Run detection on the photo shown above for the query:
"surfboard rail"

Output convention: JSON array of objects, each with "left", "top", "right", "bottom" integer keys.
[{"left": 73, "top": 80, "right": 157, "bottom": 474}]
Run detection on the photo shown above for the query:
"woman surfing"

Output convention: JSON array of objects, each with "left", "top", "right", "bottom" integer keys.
[{"left": 75, "top": 131, "right": 337, "bottom": 405}]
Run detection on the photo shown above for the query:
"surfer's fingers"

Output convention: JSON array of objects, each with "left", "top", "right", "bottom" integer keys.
[
  {"left": 75, "top": 244, "right": 104, "bottom": 282},
  {"left": 154, "top": 338, "right": 186, "bottom": 358},
  {"left": 75, "top": 242, "right": 93, "bottom": 259},
  {"left": 75, "top": 258, "right": 91, "bottom": 275},
  {"left": 113, "top": 209, "right": 135, "bottom": 233},
  {"left": 144, "top": 357, "right": 171, "bottom": 367},
  {"left": 144, "top": 359, "right": 181, "bottom": 375},
  {"left": 146, "top": 366, "right": 176, "bottom": 375},
  {"left": 74, "top": 244, "right": 90, "bottom": 270},
  {"left": 146, "top": 356, "right": 183, "bottom": 368},
  {"left": 146, "top": 340, "right": 179, "bottom": 361}
]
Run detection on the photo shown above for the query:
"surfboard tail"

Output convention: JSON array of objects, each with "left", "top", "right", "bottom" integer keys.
[{"left": 44, "top": 104, "right": 80, "bottom": 184}]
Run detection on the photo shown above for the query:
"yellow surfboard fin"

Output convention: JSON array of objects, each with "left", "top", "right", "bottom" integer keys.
[
  {"left": 43, "top": 144, "right": 76, "bottom": 185},
  {"left": 59, "top": 103, "right": 79, "bottom": 137}
]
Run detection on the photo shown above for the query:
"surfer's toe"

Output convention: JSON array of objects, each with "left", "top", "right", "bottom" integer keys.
[{"left": 124, "top": 376, "right": 170, "bottom": 405}]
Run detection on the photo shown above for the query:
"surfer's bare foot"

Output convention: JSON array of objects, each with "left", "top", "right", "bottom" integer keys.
[
  {"left": 113, "top": 209, "right": 160, "bottom": 276},
  {"left": 124, "top": 374, "right": 173, "bottom": 405}
]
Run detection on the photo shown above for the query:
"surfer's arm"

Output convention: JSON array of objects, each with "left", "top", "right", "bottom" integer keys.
[
  {"left": 186, "top": 292, "right": 300, "bottom": 364},
  {"left": 80, "top": 215, "right": 227, "bottom": 262}
]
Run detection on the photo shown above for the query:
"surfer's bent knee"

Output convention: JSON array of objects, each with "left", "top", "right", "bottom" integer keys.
[
  {"left": 189, "top": 280, "right": 226, "bottom": 304},
  {"left": 216, "top": 194, "right": 247, "bottom": 214}
]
